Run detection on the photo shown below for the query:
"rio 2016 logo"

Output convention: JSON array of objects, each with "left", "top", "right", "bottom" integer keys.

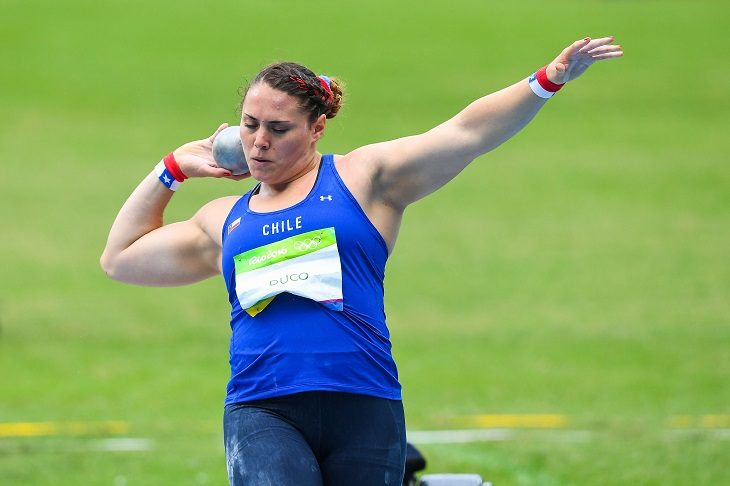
[{"left": 248, "top": 247, "right": 288, "bottom": 266}]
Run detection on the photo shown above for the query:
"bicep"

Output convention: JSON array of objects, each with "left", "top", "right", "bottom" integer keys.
[
  {"left": 361, "top": 122, "right": 481, "bottom": 210},
  {"left": 103, "top": 219, "right": 221, "bottom": 287},
  {"left": 364, "top": 81, "right": 542, "bottom": 208}
]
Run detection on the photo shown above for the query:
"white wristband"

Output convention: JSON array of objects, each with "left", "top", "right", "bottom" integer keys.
[
  {"left": 527, "top": 66, "right": 564, "bottom": 99},
  {"left": 154, "top": 160, "right": 182, "bottom": 191},
  {"left": 528, "top": 72, "right": 556, "bottom": 99}
]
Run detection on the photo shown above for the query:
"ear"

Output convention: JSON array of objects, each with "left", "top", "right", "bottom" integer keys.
[{"left": 311, "top": 114, "right": 327, "bottom": 142}]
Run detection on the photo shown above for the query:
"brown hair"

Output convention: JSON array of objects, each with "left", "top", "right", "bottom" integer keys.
[{"left": 241, "top": 62, "right": 344, "bottom": 123}]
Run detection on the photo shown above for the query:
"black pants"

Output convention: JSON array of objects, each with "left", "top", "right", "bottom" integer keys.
[{"left": 223, "top": 391, "right": 406, "bottom": 485}]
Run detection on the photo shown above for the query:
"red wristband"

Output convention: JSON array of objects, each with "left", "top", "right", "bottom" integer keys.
[
  {"left": 163, "top": 152, "right": 188, "bottom": 182},
  {"left": 535, "top": 66, "right": 564, "bottom": 92}
]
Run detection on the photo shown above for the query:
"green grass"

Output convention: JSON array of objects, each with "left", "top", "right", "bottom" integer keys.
[{"left": 2, "top": 0, "right": 729, "bottom": 484}]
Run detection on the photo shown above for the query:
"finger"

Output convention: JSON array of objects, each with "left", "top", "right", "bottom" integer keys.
[
  {"left": 591, "top": 51, "right": 624, "bottom": 60},
  {"left": 210, "top": 166, "right": 234, "bottom": 178},
  {"left": 587, "top": 44, "right": 623, "bottom": 56},
  {"left": 579, "top": 36, "right": 615, "bottom": 53},
  {"left": 208, "top": 123, "right": 230, "bottom": 142},
  {"left": 193, "top": 160, "right": 231, "bottom": 178},
  {"left": 564, "top": 37, "right": 591, "bottom": 57}
]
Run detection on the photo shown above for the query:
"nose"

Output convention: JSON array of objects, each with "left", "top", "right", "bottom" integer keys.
[{"left": 253, "top": 128, "right": 270, "bottom": 150}]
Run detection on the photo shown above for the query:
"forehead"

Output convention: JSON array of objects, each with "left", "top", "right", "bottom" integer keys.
[{"left": 243, "top": 83, "right": 303, "bottom": 121}]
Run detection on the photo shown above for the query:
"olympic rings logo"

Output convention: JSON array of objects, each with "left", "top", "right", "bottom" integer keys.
[{"left": 293, "top": 235, "right": 322, "bottom": 251}]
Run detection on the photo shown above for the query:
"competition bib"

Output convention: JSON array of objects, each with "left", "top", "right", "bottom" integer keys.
[{"left": 233, "top": 227, "right": 344, "bottom": 317}]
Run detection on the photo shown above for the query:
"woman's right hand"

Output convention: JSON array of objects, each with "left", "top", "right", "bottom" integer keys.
[{"left": 173, "top": 123, "right": 249, "bottom": 180}]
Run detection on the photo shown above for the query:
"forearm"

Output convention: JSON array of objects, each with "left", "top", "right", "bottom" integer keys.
[
  {"left": 100, "top": 171, "right": 174, "bottom": 275},
  {"left": 454, "top": 79, "right": 547, "bottom": 159},
  {"left": 451, "top": 35, "right": 624, "bottom": 159}
]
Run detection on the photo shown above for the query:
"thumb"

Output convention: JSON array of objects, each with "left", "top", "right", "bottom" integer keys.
[{"left": 546, "top": 62, "right": 568, "bottom": 85}]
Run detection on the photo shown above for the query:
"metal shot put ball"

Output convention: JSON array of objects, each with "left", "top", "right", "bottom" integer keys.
[{"left": 212, "top": 126, "right": 249, "bottom": 175}]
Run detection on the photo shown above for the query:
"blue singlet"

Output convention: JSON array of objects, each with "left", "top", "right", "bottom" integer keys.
[{"left": 221, "top": 154, "right": 401, "bottom": 404}]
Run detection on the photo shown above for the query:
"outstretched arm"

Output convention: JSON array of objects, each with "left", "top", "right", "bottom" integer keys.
[
  {"left": 356, "top": 36, "right": 623, "bottom": 210},
  {"left": 100, "top": 124, "right": 245, "bottom": 286}
]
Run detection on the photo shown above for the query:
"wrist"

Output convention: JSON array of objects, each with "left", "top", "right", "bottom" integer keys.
[
  {"left": 155, "top": 152, "right": 187, "bottom": 191},
  {"left": 163, "top": 152, "right": 188, "bottom": 182},
  {"left": 528, "top": 66, "right": 564, "bottom": 99}
]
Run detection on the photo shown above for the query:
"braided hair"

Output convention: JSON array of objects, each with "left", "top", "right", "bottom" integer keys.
[{"left": 242, "top": 62, "right": 344, "bottom": 123}]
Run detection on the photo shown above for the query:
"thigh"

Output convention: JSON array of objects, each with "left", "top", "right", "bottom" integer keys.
[
  {"left": 320, "top": 394, "right": 406, "bottom": 486},
  {"left": 223, "top": 403, "right": 322, "bottom": 486}
]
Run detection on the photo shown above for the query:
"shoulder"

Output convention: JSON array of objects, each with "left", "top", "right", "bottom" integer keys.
[
  {"left": 195, "top": 195, "right": 241, "bottom": 217},
  {"left": 334, "top": 144, "right": 388, "bottom": 182},
  {"left": 333, "top": 150, "right": 372, "bottom": 199},
  {"left": 192, "top": 195, "right": 242, "bottom": 246},
  {"left": 334, "top": 134, "right": 426, "bottom": 180},
  {"left": 334, "top": 142, "right": 405, "bottom": 201}
]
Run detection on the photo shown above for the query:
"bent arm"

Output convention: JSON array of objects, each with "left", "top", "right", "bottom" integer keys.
[
  {"left": 358, "top": 36, "right": 623, "bottom": 210},
  {"left": 100, "top": 171, "right": 227, "bottom": 286},
  {"left": 101, "top": 124, "right": 243, "bottom": 286}
]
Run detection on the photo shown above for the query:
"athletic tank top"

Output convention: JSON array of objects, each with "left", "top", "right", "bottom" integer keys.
[{"left": 221, "top": 154, "right": 401, "bottom": 403}]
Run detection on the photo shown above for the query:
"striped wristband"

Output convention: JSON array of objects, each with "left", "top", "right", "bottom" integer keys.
[
  {"left": 154, "top": 152, "right": 187, "bottom": 191},
  {"left": 528, "top": 66, "right": 564, "bottom": 99}
]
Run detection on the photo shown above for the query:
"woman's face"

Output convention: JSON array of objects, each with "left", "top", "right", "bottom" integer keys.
[{"left": 240, "top": 83, "right": 325, "bottom": 184}]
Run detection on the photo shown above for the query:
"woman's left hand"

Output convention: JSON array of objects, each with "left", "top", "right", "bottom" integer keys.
[{"left": 547, "top": 36, "right": 623, "bottom": 84}]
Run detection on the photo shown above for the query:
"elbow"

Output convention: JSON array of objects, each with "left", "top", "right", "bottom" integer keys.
[{"left": 99, "top": 250, "right": 121, "bottom": 281}]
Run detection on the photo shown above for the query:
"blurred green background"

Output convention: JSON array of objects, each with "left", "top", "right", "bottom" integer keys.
[{"left": 1, "top": 0, "right": 728, "bottom": 484}]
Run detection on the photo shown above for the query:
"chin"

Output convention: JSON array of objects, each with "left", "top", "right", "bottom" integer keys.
[{"left": 248, "top": 166, "right": 276, "bottom": 184}]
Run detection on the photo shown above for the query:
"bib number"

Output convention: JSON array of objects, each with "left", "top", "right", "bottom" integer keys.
[{"left": 233, "top": 227, "right": 344, "bottom": 316}]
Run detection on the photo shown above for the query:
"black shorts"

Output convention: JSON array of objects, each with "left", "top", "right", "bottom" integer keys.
[{"left": 223, "top": 391, "right": 406, "bottom": 485}]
